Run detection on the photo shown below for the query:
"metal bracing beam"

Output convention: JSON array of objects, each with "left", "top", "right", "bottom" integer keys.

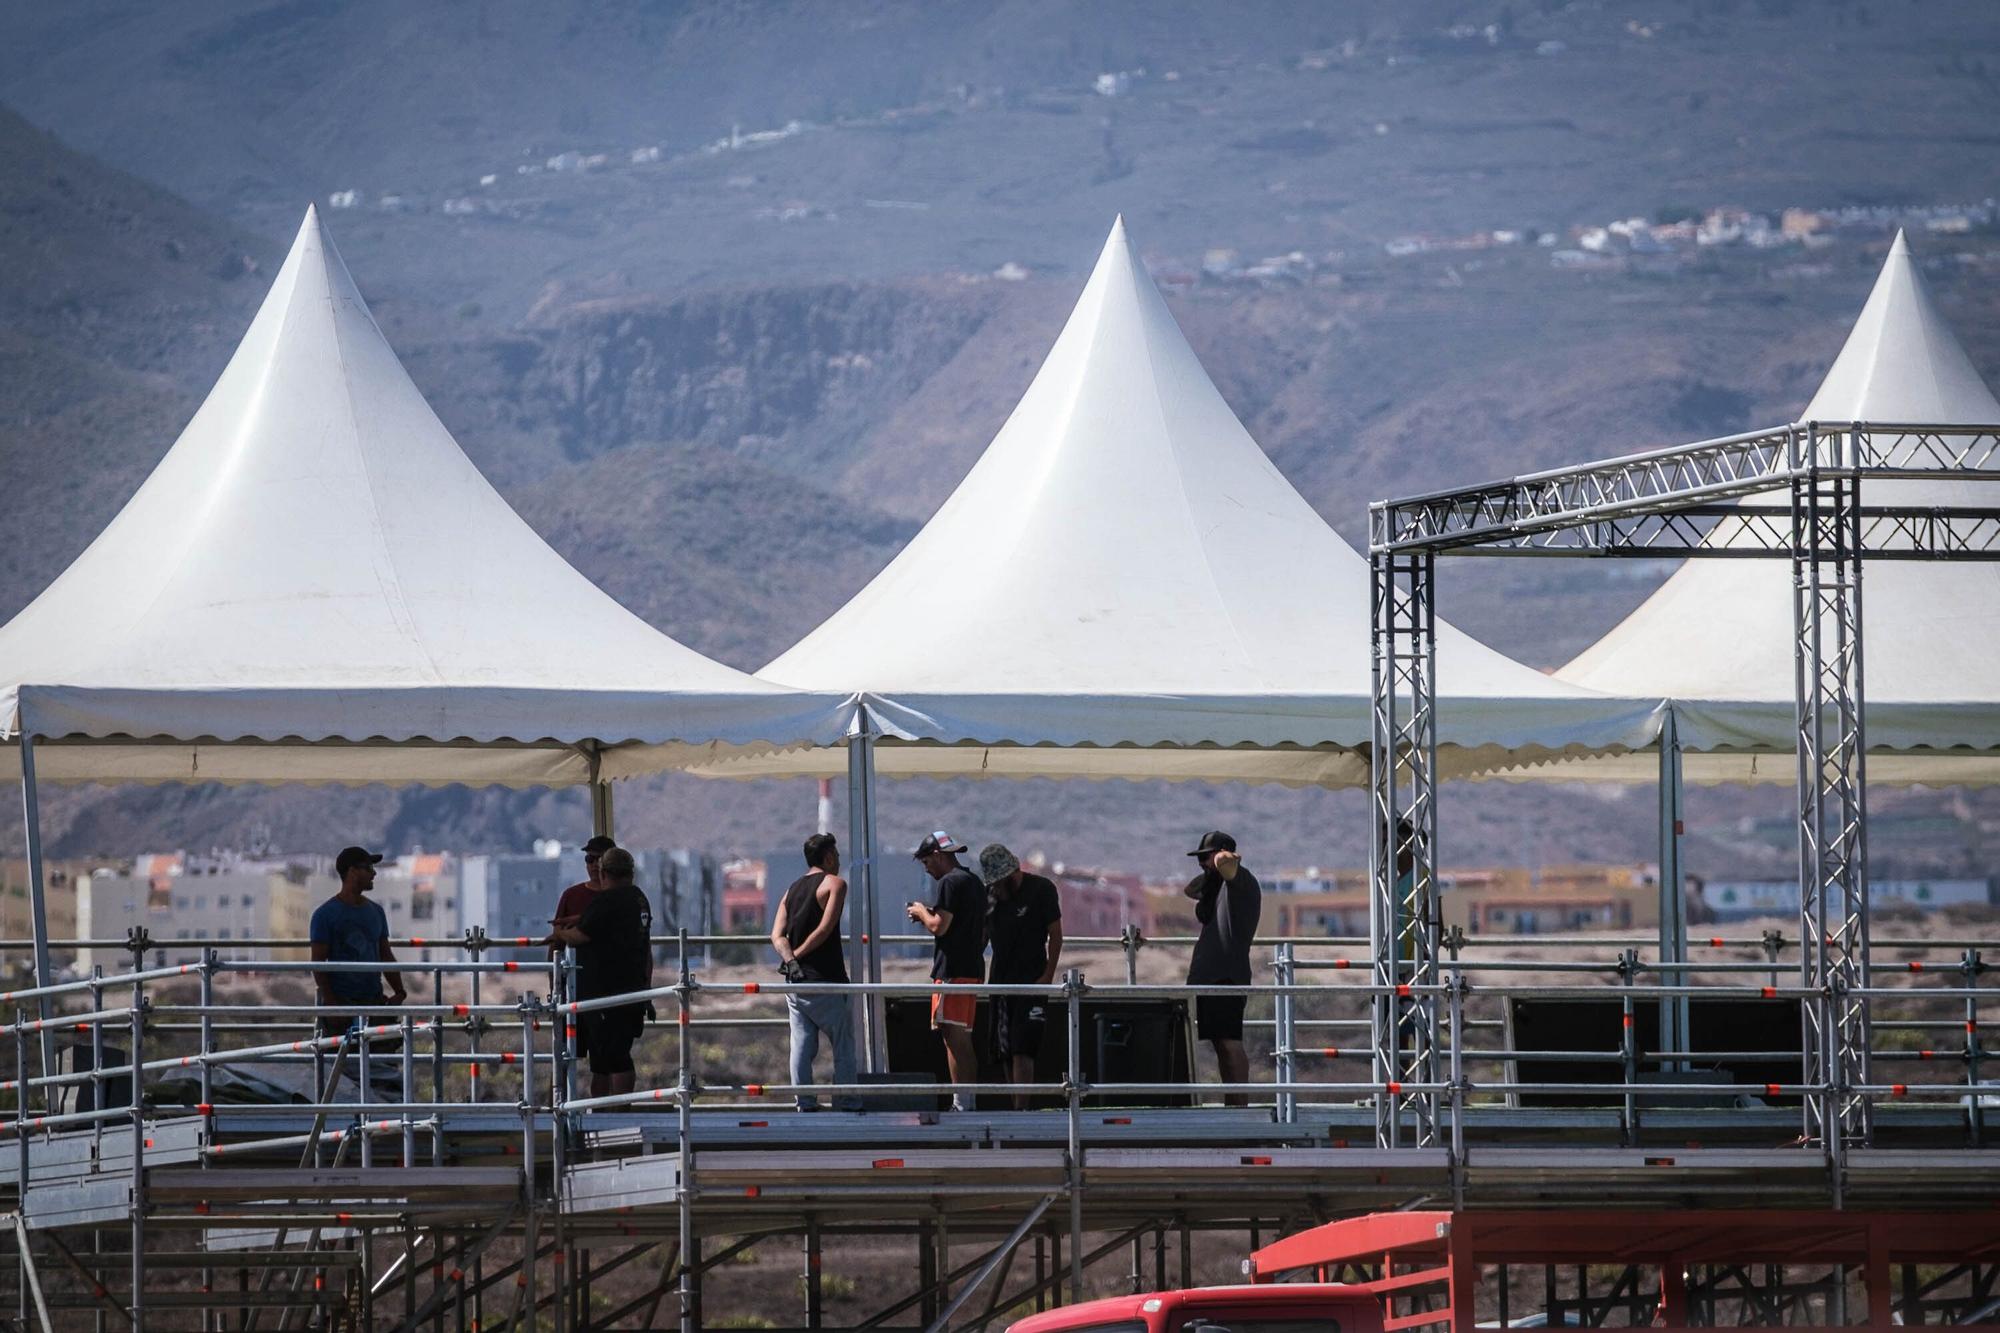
[
  {"left": 34, "top": 1233, "right": 130, "bottom": 1328},
  {"left": 960, "top": 1221, "right": 1163, "bottom": 1333},
  {"left": 1370, "top": 422, "right": 2000, "bottom": 556},
  {"left": 1848, "top": 422, "right": 2000, "bottom": 472},
  {"left": 1395, "top": 503, "right": 2000, "bottom": 559},
  {"left": 1369, "top": 547, "right": 1440, "bottom": 1149},
  {"left": 597, "top": 1241, "right": 678, "bottom": 1330},
  {"left": 389, "top": 1210, "right": 520, "bottom": 1333},
  {"left": 10, "top": 1215, "right": 53, "bottom": 1333},
  {"left": 1371, "top": 423, "right": 1805, "bottom": 553},
  {"left": 1792, "top": 449, "right": 1873, "bottom": 1152},
  {"left": 859, "top": 1229, "right": 1011, "bottom": 1332},
  {"left": 921, "top": 1195, "right": 1057, "bottom": 1333}
]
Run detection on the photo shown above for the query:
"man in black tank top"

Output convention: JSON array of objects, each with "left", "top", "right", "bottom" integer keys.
[{"left": 770, "top": 832, "right": 859, "bottom": 1111}]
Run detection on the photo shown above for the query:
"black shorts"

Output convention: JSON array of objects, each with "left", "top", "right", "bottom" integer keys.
[
  {"left": 1195, "top": 992, "right": 1247, "bottom": 1043},
  {"left": 579, "top": 1006, "right": 644, "bottom": 1076},
  {"left": 990, "top": 996, "right": 1048, "bottom": 1063}
]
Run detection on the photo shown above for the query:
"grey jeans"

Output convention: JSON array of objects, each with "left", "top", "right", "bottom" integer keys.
[{"left": 786, "top": 992, "right": 860, "bottom": 1111}]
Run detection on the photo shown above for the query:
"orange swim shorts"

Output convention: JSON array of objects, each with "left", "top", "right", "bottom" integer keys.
[{"left": 930, "top": 978, "right": 981, "bottom": 1030}]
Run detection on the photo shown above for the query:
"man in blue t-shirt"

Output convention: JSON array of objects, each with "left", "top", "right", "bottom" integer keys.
[{"left": 310, "top": 846, "right": 406, "bottom": 1039}]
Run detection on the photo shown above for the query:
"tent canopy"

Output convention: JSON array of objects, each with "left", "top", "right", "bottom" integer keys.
[
  {"left": 0, "top": 208, "right": 853, "bottom": 786},
  {"left": 710, "top": 219, "right": 1659, "bottom": 785},
  {"left": 1546, "top": 231, "right": 2000, "bottom": 783}
]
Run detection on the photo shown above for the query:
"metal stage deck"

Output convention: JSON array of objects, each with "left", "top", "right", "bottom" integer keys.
[{"left": 0, "top": 921, "right": 1989, "bottom": 1328}]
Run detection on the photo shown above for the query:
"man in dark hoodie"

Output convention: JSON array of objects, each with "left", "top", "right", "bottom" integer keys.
[{"left": 1183, "top": 830, "right": 1261, "bottom": 1107}]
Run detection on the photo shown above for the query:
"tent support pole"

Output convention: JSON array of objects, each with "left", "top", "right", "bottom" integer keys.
[
  {"left": 847, "top": 707, "right": 884, "bottom": 1071},
  {"left": 590, "top": 782, "right": 614, "bottom": 840},
  {"left": 17, "top": 733, "right": 56, "bottom": 1083},
  {"left": 1657, "top": 708, "right": 1688, "bottom": 1071},
  {"left": 586, "top": 744, "right": 614, "bottom": 840}
]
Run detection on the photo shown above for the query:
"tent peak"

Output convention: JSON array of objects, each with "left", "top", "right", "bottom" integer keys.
[
  {"left": 1801, "top": 226, "right": 2000, "bottom": 423},
  {"left": 293, "top": 203, "right": 325, "bottom": 248},
  {"left": 758, "top": 208, "right": 1605, "bottom": 724},
  {"left": 1093, "top": 214, "right": 1138, "bottom": 276}
]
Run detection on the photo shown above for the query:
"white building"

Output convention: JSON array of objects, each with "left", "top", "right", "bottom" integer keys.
[{"left": 78, "top": 851, "right": 469, "bottom": 968}]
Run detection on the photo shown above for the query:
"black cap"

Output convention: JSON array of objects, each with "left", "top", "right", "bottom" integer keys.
[
  {"left": 912, "top": 830, "right": 968, "bottom": 859},
  {"left": 580, "top": 835, "right": 618, "bottom": 856},
  {"left": 1186, "top": 830, "right": 1237, "bottom": 858},
  {"left": 335, "top": 846, "right": 384, "bottom": 875}
]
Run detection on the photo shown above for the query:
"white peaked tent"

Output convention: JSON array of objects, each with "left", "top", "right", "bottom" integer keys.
[
  {"left": 0, "top": 206, "right": 853, "bottom": 788},
  {"left": 1554, "top": 231, "right": 2000, "bottom": 783},
  {"left": 714, "top": 218, "right": 1660, "bottom": 784}
]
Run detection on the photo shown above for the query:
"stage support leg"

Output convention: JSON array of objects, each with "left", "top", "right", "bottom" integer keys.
[
  {"left": 1661, "top": 1259, "right": 1689, "bottom": 1327},
  {"left": 804, "top": 1217, "right": 823, "bottom": 1330},
  {"left": 1865, "top": 1233, "right": 1892, "bottom": 1329}
]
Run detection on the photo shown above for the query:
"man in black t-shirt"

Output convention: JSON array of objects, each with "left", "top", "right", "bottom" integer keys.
[
  {"left": 905, "top": 830, "right": 985, "bottom": 1111},
  {"left": 546, "top": 848, "right": 654, "bottom": 1097},
  {"left": 978, "top": 844, "right": 1063, "bottom": 1109},
  {"left": 1183, "top": 830, "right": 1261, "bottom": 1107}
]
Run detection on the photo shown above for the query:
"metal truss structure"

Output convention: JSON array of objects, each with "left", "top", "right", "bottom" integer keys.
[
  {"left": 1368, "top": 421, "right": 2000, "bottom": 1154},
  {"left": 1368, "top": 551, "right": 1440, "bottom": 1149}
]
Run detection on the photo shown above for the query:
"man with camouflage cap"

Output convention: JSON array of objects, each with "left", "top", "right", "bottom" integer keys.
[
  {"left": 907, "top": 830, "right": 984, "bottom": 1111},
  {"left": 978, "top": 844, "right": 1063, "bottom": 1109}
]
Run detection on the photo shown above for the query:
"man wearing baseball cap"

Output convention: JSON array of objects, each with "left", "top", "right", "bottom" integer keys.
[
  {"left": 906, "top": 831, "right": 985, "bottom": 1111},
  {"left": 978, "top": 844, "right": 1063, "bottom": 1109},
  {"left": 310, "top": 846, "right": 405, "bottom": 1040},
  {"left": 552, "top": 836, "right": 616, "bottom": 956},
  {"left": 1183, "top": 830, "right": 1261, "bottom": 1106},
  {"left": 550, "top": 835, "right": 617, "bottom": 1077},
  {"left": 546, "top": 847, "right": 654, "bottom": 1098}
]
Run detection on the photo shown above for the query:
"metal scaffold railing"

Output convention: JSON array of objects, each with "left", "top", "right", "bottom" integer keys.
[{"left": 0, "top": 920, "right": 1989, "bottom": 1328}]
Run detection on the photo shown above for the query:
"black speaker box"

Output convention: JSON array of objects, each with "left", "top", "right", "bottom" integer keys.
[
  {"left": 884, "top": 995, "right": 1194, "bottom": 1110},
  {"left": 1506, "top": 996, "right": 1804, "bottom": 1108}
]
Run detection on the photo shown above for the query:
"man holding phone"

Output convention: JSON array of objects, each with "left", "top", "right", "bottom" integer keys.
[{"left": 906, "top": 831, "right": 985, "bottom": 1111}]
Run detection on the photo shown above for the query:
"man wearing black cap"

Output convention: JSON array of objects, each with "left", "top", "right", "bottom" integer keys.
[
  {"left": 310, "top": 847, "right": 405, "bottom": 1040},
  {"left": 546, "top": 848, "right": 654, "bottom": 1097},
  {"left": 551, "top": 835, "right": 617, "bottom": 1080},
  {"left": 551, "top": 835, "right": 617, "bottom": 959},
  {"left": 1184, "top": 831, "right": 1260, "bottom": 1106},
  {"left": 906, "top": 831, "right": 985, "bottom": 1111}
]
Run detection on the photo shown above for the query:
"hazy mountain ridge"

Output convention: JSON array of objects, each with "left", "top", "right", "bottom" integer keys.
[{"left": 5, "top": 2, "right": 2000, "bottom": 877}]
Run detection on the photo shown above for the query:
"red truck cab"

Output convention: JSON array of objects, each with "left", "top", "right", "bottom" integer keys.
[{"left": 1006, "top": 1283, "right": 1383, "bottom": 1333}]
